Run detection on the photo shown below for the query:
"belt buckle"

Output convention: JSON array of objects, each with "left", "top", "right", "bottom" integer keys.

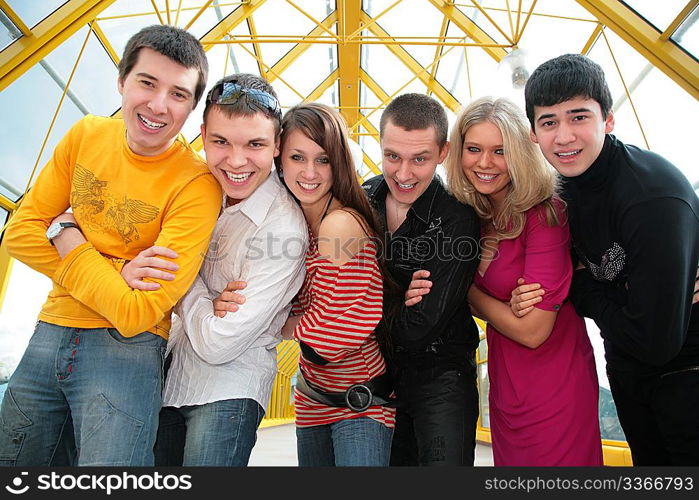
[{"left": 345, "top": 383, "right": 372, "bottom": 412}]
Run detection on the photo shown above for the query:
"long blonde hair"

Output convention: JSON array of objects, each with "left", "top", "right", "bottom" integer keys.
[{"left": 445, "top": 96, "right": 562, "bottom": 240}]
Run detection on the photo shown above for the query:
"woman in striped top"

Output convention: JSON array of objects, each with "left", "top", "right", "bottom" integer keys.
[{"left": 275, "top": 103, "right": 396, "bottom": 466}]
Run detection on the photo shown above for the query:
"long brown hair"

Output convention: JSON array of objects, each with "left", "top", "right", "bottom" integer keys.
[{"left": 276, "top": 103, "right": 395, "bottom": 356}]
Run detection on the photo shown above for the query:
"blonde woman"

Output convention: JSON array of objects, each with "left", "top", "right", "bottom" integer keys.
[{"left": 407, "top": 96, "right": 602, "bottom": 465}]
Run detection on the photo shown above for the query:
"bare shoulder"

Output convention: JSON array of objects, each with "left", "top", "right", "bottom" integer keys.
[{"left": 318, "top": 209, "right": 372, "bottom": 265}]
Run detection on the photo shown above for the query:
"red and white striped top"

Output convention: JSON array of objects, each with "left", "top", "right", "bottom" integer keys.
[{"left": 292, "top": 235, "right": 396, "bottom": 428}]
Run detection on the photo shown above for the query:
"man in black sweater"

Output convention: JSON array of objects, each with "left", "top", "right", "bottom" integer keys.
[
  {"left": 363, "top": 93, "right": 481, "bottom": 466},
  {"left": 517, "top": 54, "right": 699, "bottom": 465}
]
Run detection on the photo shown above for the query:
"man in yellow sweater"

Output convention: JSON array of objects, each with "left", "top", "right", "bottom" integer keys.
[{"left": 0, "top": 25, "right": 221, "bottom": 466}]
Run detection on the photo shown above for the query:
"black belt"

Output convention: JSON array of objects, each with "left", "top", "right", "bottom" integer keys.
[{"left": 295, "top": 372, "right": 395, "bottom": 412}]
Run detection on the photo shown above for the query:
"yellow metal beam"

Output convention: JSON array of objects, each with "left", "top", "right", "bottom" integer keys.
[
  {"left": 266, "top": 11, "right": 337, "bottom": 82},
  {"left": 336, "top": 0, "right": 362, "bottom": 140},
  {"left": 0, "top": 0, "right": 32, "bottom": 37},
  {"left": 305, "top": 68, "right": 338, "bottom": 102},
  {"left": 246, "top": 15, "right": 266, "bottom": 78},
  {"left": 199, "top": 0, "right": 266, "bottom": 54},
  {"left": 149, "top": 0, "right": 165, "bottom": 24},
  {"left": 581, "top": 23, "right": 603, "bottom": 55},
  {"left": 89, "top": 20, "right": 120, "bottom": 66},
  {"left": 428, "top": 0, "right": 507, "bottom": 61},
  {"left": 285, "top": 0, "right": 337, "bottom": 39},
  {"left": 0, "top": 242, "right": 13, "bottom": 313},
  {"left": 576, "top": 0, "right": 699, "bottom": 100},
  {"left": 0, "top": 0, "right": 117, "bottom": 92},
  {"left": 427, "top": 15, "right": 450, "bottom": 97},
  {"left": 362, "top": 11, "right": 460, "bottom": 112},
  {"left": 184, "top": 0, "right": 215, "bottom": 30},
  {"left": 360, "top": 68, "right": 390, "bottom": 103},
  {"left": 0, "top": 193, "right": 17, "bottom": 212}
]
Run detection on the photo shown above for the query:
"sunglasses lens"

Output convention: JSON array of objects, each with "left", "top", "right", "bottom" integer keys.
[{"left": 207, "top": 82, "right": 281, "bottom": 120}]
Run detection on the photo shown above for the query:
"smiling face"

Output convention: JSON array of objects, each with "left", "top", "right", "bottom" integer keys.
[
  {"left": 118, "top": 47, "right": 199, "bottom": 157},
  {"left": 279, "top": 129, "right": 333, "bottom": 210},
  {"left": 530, "top": 96, "right": 614, "bottom": 177},
  {"left": 461, "top": 121, "right": 511, "bottom": 206},
  {"left": 201, "top": 108, "right": 280, "bottom": 205},
  {"left": 380, "top": 120, "right": 448, "bottom": 207}
]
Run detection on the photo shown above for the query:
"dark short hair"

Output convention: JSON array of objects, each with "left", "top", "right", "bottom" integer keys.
[
  {"left": 524, "top": 53, "right": 613, "bottom": 128},
  {"left": 379, "top": 93, "right": 448, "bottom": 147},
  {"left": 118, "top": 25, "right": 208, "bottom": 108},
  {"left": 202, "top": 73, "right": 281, "bottom": 135}
]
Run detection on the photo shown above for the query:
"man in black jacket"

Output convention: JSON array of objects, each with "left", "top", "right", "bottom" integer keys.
[
  {"left": 518, "top": 54, "right": 699, "bottom": 465},
  {"left": 363, "top": 93, "right": 481, "bottom": 466}
]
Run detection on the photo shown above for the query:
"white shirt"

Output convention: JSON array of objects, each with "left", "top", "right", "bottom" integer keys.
[{"left": 162, "top": 171, "right": 308, "bottom": 409}]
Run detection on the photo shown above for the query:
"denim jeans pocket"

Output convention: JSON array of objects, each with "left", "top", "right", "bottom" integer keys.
[
  {"left": 104, "top": 328, "right": 165, "bottom": 348},
  {"left": 79, "top": 393, "right": 145, "bottom": 466},
  {"left": 0, "top": 389, "right": 33, "bottom": 463}
]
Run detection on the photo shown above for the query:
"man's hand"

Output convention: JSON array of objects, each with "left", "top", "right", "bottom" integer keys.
[
  {"left": 694, "top": 267, "right": 699, "bottom": 305},
  {"left": 121, "top": 246, "right": 179, "bottom": 291},
  {"left": 213, "top": 280, "right": 247, "bottom": 318},
  {"left": 404, "top": 270, "right": 432, "bottom": 306},
  {"left": 510, "top": 278, "right": 545, "bottom": 317},
  {"left": 281, "top": 314, "right": 301, "bottom": 340}
]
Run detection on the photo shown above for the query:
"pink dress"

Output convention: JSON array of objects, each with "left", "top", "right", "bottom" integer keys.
[{"left": 475, "top": 203, "right": 603, "bottom": 466}]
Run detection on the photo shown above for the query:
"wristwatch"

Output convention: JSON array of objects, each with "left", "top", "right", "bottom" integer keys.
[{"left": 46, "top": 221, "right": 80, "bottom": 245}]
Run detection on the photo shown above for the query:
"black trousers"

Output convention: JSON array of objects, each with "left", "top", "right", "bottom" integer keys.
[
  {"left": 608, "top": 365, "right": 699, "bottom": 465},
  {"left": 390, "top": 360, "right": 479, "bottom": 466}
]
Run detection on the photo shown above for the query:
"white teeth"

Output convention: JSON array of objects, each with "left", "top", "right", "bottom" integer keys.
[
  {"left": 138, "top": 114, "right": 165, "bottom": 129},
  {"left": 398, "top": 182, "right": 416, "bottom": 189},
  {"left": 475, "top": 172, "right": 497, "bottom": 181},
  {"left": 299, "top": 182, "right": 320, "bottom": 190},
  {"left": 225, "top": 171, "right": 252, "bottom": 183},
  {"left": 557, "top": 150, "right": 579, "bottom": 157}
]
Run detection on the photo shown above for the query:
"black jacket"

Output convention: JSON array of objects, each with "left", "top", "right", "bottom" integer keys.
[{"left": 363, "top": 175, "right": 481, "bottom": 369}]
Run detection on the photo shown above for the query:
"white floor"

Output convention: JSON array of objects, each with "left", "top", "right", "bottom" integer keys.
[{"left": 248, "top": 423, "right": 494, "bottom": 466}]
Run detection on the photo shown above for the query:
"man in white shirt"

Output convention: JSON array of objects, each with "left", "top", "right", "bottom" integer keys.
[{"left": 138, "top": 74, "right": 307, "bottom": 466}]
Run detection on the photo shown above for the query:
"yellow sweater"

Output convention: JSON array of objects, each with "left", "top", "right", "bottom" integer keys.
[{"left": 4, "top": 115, "right": 221, "bottom": 339}]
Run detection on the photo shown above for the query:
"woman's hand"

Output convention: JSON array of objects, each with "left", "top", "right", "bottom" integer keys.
[
  {"left": 509, "top": 278, "right": 545, "bottom": 317},
  {"left": 121, "top": 246, "right": 179, "bottom": 291},
  {"left": 213, "top": 280, "right": 247, "bottom": 318},
  {"left": 404, "top": 270, "right": 432, "bottom": 306}
]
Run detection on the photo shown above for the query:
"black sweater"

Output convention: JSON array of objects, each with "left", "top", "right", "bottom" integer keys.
[{"left": 566, "top": 134, "right": 699, "bottom": 375}]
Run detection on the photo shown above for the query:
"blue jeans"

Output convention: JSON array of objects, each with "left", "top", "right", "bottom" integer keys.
[
  {"left": 296, "top": 417, "right": 393, "bottom": 466},
  {"left": 0, "top": 321, "right": 165, "bottom": 466},
  {"left": 154, "top": 398, "right": 265, "bottom": 466}
]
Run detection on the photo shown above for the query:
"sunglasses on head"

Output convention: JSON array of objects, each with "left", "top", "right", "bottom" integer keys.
[{"left": 206, "top": 81, "right": 282, "bottom": 121}]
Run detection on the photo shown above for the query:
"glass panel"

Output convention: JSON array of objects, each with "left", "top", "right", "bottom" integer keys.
[
  {"left": 251, "top": 0, "right": 318, "bottom": 69},
  {"left": 671, "top": 8, "right": 698, "bottom": 59},
  {"left": 276, "top": 36, "right": 338, "bottom": 99},
  {"left": 371, "top": 1, "right": 454, "bottom": 68},
  {"left": 0, "top": 64, "right": 83, "bottom": 201},
  {"left": 96, "top": 1, "right": 161, "bottom": 60},
  {"left": 6, "top": 0, "right": 68, "bottom": 28},
  {"left": 43, "top": 27, "right": 121, "bottom": 117},
  {"left": 620, "top": 0, "right": 688, "bottom": 31},
  {"left": 0, "top": 208, "right": 8, "bottom": 229},
  {"left": 0, "top": 260, "right": 52, "bottom": 376},
  {"left": 477, "top": 361, "right": 490, "bottom": 429}
]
